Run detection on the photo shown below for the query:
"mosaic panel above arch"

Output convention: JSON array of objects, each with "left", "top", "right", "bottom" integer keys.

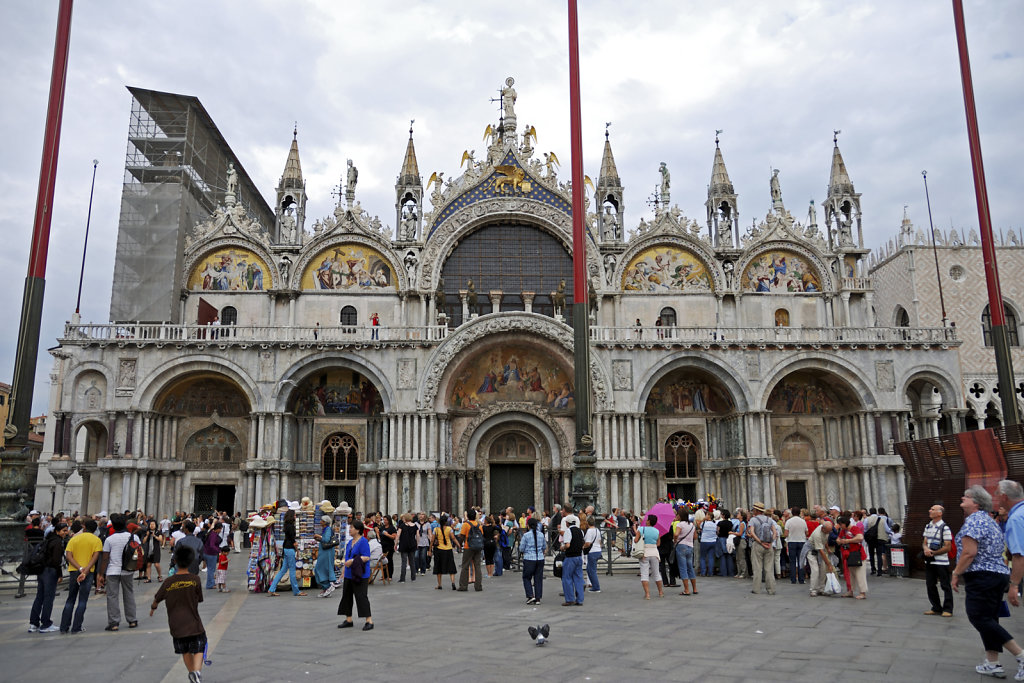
[
  {"left": 187, "top": 248, "right": 272, "bottom": 291},
  {"left": 290, "top": 368, "right": 384, "bottom": 417},
  {"left": 448, "top": 343, "right": 574, "bottom": 414},
  {"left": 301, "top": 243, "right": 397, "bottom": 291},
  {"left": 742, "top": 249, "right": 821, "bottom": 293},
  {"left": 155, "top": 374, "right": 251, "bottom": 417},
  {"left": 621, "top": 245, "right": 713, "bottom": 293},
  {"left": 766, "top": 370, "right": 860, "bottom": 414},
  {"left": 644, "top": 367, "right": 734, "bottom": 415}
]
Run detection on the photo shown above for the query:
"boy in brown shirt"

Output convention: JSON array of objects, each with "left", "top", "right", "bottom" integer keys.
[{"left": 151, "top": 546, "right": 207, "bottom": 683}]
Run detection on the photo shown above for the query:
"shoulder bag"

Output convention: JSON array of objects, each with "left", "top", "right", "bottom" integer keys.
[{"left": 631, "top": 527, "right": 646, "bottom": 559}]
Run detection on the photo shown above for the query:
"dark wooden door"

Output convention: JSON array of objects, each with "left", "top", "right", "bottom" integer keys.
[{"left": 489, "top": 464, "right": 534, "bottom": 514}]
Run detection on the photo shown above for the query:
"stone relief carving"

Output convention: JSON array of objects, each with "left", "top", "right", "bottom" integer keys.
[
  {"left": 745, "top": 353, "right": 760, "bottom": 381},
  {"left": 184, "top": 201, "right": 271, "bottom": 254},
  {"left": 612, "top": 359, "right": 633, "bottom": 391},
  {"left": 397, "top": 358, "right": 417, "bottom": 389},
  {"left": 115, "top": 358, "right": 136, "bottom": 397},
  {"left": 416, "top": 313, "right": 609, "bottom": 411},
  {"left": 874, "top": 360, "right": 895, "bottom": 392},
  {"left": 453, "top": 401, "right": 570, "bottom": 468}
]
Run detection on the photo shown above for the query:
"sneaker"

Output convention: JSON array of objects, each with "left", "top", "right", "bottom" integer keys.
[
  {"left": 1015, "top": 656, "right": 1024, "bottom": 682},
  {"left": 526, "top": 597, "right": 537, "bottom": 605},
  {"left": 976, "top": 660, "right": 1006, "bottom": 678},
  {"left": 27, "top": 625, "right": 38, "bottom": 633},
  {"left": 39, "top": 625, "right": 60, "bottom": 633},
  {"left": 588, "top": 588, "right": 601, "bottom": 593},
  {"left": 188, "top": 672, "right": 200, "bottom": 683},
  {"left": 941, "top": 612, "right": 953, "bottom": 618}
]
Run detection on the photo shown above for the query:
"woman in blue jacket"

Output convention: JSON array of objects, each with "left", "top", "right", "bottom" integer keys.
[{"left": 338, "top": 520, "right": 374, "bottom": 630}]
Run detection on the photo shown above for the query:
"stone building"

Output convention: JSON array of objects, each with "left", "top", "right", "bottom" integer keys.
[{"left": 34, "top": 83, "right": 966, "bottom": 518}]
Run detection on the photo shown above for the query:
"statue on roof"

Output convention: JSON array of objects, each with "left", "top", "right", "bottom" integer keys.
[
  {"left": 770, "top": 169, "right": 784, "bottom": 212},
  {"left": 226, "top": 162, "right": 238, "bottom": 202},
  {"left": 346, "top": 159, "right": 358, "bottom": 205},
  {"left": 659, "top": 162, "right": 671, "bottom": 206},
  {"left": 501, "top": 77, "right": 517, "bottom": 121}
]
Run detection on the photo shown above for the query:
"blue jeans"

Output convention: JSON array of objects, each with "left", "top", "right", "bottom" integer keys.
[
  {"left": 415, "top": 547, "right": 429, "bottom": 574},
  {"left": 270, "top": 548, "right": 300, "bottom": 594},
  {"left": 60, "top": 572, "right": 94, "bottom": 632},
  {"left": 676, "top": 545, "right": 695, "bottom": 580},
  {"left": 699, "top": 541, "right": 717, "bottom": 575},
  {"left": 788, "top": 542, "right": 806, "bottom": 582},
  {"left": 30, "top": 567, "right": 59, "bottom": 628},
  {"left": 204, "top": 553, "right": 219, "bottom": 589},
  {"left": 561, "top": 555, "right": 584, "bottom": 604},
  {"left": 494, "top": 546, "right": 504, "bottom": 576},
  {"left": 718, "top": 538, "right": 735, "bottom": 577},
  {"left": 522, "top": 559, "right": 544, "bottom": 600},
  {"left": 586, "top": 550, "right": 602, "bottom": 591}
]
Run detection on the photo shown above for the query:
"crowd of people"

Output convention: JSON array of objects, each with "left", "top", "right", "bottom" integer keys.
[{"left": 15, "top": 478, "right": 1024, "bottom": 681}]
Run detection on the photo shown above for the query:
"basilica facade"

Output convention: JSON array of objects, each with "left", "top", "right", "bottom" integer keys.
[{"left": 35, "top": 83, "right": 967, "bottom": 518}]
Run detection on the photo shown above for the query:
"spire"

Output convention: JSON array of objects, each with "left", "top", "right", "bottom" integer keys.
[
  {"left": 709, "top": 134, "right": 734, "bottom": 196},
  {"left": 828, "top": 130, "right": 854, "bottom": 195},
  {"left": 280, "top": 125, "right": 303, "bottom": 190},
  {"left": 598, "top": 125, "right": 620, "bottom": 188},
  {"left": 398, "top": 120, "right": 420, "bottom": 185}
]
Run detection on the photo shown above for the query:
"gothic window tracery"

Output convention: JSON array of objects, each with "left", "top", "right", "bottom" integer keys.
[
  {"left": 322, "top": 433, "right": 358, "bottom": 481},
  {"left": 664, "top": 431, "right": 699, "bottom": 479}
]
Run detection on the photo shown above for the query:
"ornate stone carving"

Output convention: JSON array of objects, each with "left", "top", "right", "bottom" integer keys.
[
  {"left": 289, "top": 232, "right": 407, "bottom": 291},
  {"left": 184, "top": 201, "right": 271, "bottom": 254},
  {"left": 115, "top": 358, "right": 136, "bottom": 397},
  {"left": 454, "top": 401, "right": 570, "bottom": 468},
  {"left": 874, "top": 360, "right": 895, "bottom": 392},
  {"left": 397, "top": 359, "right": 417, "bottom": 389},
  {"left": 612, "top": 359, "right": 632, "bottom": 391},
  {"left": 416, "top": 312, "right": 609, "bottom": 411}
]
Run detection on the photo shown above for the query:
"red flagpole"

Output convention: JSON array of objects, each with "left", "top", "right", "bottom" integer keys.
[{"left": 568, "top": 0, "right": 586, "bottom": 304}]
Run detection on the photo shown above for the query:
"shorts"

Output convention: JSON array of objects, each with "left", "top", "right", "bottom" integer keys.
[
  {"left": 172, "top": 631, "right": 208, "bottom": 655},
  {"left": 215, "top": 569, "right": 227, "bottom": 585}
]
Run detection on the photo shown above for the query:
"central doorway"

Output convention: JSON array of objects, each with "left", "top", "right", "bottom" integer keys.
[
  {"left": 489, "top": 464, "right": 534, "bottom": 515},
  {"left": 194, "top": 485, "right": 236, "bottom": 514}
]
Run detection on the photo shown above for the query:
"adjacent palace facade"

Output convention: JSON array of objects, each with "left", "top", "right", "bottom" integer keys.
[{"left": 33, "top": 84, "right": 1024, "bottom": 519}]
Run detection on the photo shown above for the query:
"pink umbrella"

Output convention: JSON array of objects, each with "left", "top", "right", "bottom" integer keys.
[{"left": 642, "top": 502, "right": 676, "bottom": 535}]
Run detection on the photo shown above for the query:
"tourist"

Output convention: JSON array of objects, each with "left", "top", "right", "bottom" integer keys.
[
  {"left": 415, "top": 512, "right": 432, "bottom": 575},
  {"left": 397, "top": 513, "right": 418, "bottom": 583},
  {"left": 865, "top": 506, "right": 893, "bottom": 576},
  {"left": 99, "top": 513, "right": 141, "bottom": 630},
  {"left": 836, "top": 515, "right": 867, "bottom": 600},
  {"left": 560, "top": 517, "right": 585, "bottom": 606},
  {"left": 698, "top": 508, "right": 718, "bottom": 576},
  {"left": 150, "top": 545, "right": 206, "bottom": 683},
  {"left": 315, "top": 515, "right": 337, "bottom": 594},
  {"left": 995, "top": 480, "right": 1024, "bottom": 610},
  {"left": 748, "top": 502, "right": 777, "bottom": 596},
  {"left": 520, "top": 517, "right": 546, "bottom": 605},
  {"left": 175, "top": 521, "right": 204, "bottom": 575},
  {"left": 922, "top": 504, "right": 954, "bottom": 617},
  {"left": 432, "top": 514, "right": 459, "bottom": 590},
  {"left": 952, "top": 485, "right": 1024, "bottom": 679},
  {"left": 268, "top": 509, "right": 306, "bottom": 597},
  {"left": 717, "top": 509, "right": 735, "bottom": 577},
  {"left": 61, "top": 518, "right": 102, "bottom": 633},
  {"left": 482, "top": 514, "right": 499, "bottom": 577},
  {"left": 807, "top": 519, "right": 835, "bottom": 597},
  {"left": 378, "top": 513, "right": 397, "bottom": 584},
  {"left": 673, "top": 507, "right": 697, "bottom": 596},
  {"left": 731, "top": 508, "right": 749, "bottom": 580},
  {"left": 456, "top": 509, "right": 484, "bottom": 592},
  {"left": 338, "top": 519, "right": 373, "bottom": 631},
  {"left": 142, "top": 520, "right": 164, "bottom": 583},
  {"left": 635, "top": 514, "right": 664, "bottom": 599},
  {"left": 583, "top": 515, "right": 602, "bottom": 593},
  {"left": 28, "top": 521, "right": 68, "bottom": 634},
  {"left": 785, "top": 506, "right": 808, "bottom": 585},
  {"left": 159, "top": 514, "right": 172, "bottom": 549},
  {"left": 201, "top": 522, "right": 222, "bottom": 590}
]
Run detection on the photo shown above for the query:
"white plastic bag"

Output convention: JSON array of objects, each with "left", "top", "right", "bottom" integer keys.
[{"left": 824, "top": 571, "right": 842, "bottom": 595}]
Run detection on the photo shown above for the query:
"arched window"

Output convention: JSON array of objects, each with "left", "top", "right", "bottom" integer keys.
[
  {"left": 659, "top": 307, "right": 677, "bottom": 328},
  {"left": 894, "top": 306, "right": 910, "bottom": 327},
  {"left": 223, "top": 446, "right": 231, "bottom": 462},
  {"left": 439, "top": 223, "right": 573, "bottom": 326},
  {"left": 220, "top": 306, "right": 237, "bottom": 326},
  {"left": 340, "top": 306, "right": 358, "bottom": 328},
  {"left": 322, "top": 433, "right": 358, "bottom": 481},
  {"left": 982, "top": 303, "right": 1020, "bottom": 347},
  {"left": 774, "top": 309, "right": 790, "bottom": 327},
  {"left": 664, "top": 431, "right": 699, "bottom": 479}
]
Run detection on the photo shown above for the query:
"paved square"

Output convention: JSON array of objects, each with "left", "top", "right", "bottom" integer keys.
[{"left": 0, "top": 560, "right": 1019, "bottom": 682}]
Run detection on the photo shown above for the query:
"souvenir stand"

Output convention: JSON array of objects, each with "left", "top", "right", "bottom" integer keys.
[{"left": 246, "top": 499, "right": 339, "bottom": 592}]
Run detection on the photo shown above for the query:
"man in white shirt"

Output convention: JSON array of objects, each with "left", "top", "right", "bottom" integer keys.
[
  {"left": 784, "top": 508, "right": 808, "bottom": 584},
  {"left": 922, "top": 504, "right": 953, "bottom": 617},
  {"left": 159, "top": 516, "right": 171, "bottom": 548}
]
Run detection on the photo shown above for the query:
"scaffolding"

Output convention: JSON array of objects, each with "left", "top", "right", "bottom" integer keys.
[{"left": 109, "top": 87, "right": 274, "bottom": 323}]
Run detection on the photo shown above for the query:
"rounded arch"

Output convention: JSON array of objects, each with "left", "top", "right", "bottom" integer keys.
[
  {"left": 182, "top": 239, "right": 276, "bottom": 291},
  {"left": 758, "top": 353, "right": 876, "bottom": 412},
  {"left": 272, "top": 351, "right": 396, "bottom": 413},
  {"left": 418, "top": 312, "right": 610, "bottom": 412},
  {"left": 70, "top": 418, "right": 108, "bottom": 464},
  {"left": 297, "top": 239, "right": 402, "bottom": 291},
  {"left": 133, "top": 355, "right": 261, "bottom": 414},
  {"left": 460, "top": 405, "right": 569, "bottom": 470},
  {"left": 636, "top": 352, "right": 752, "bottom": 414},
  {"left": 893, "top": 305, "right": 910, "bottom": 327},
  {"left": 62, "top": 360, "right": 117, "bottom": 413},
  {"left": 898, "top": 366, "right": 963, "bottom": 412},
  {"left": 614, "top": 235, "right": 722, "bottom": 292},
  {"left": 736, "top": 241, "right": 832, "bottom": 294}
]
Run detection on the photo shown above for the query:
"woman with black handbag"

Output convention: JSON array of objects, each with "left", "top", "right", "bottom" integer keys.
[
  {"left": 837, "top": 515, "right": 868, "bottom": 599},
  {"left": 338, "top": 520, "right": 374, "bottom": 631},
  {"left": 141, "top": 520, "right": 164, "bottom": 583}
]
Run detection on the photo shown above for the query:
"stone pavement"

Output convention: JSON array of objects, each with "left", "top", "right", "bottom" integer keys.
[{"left": 0, "top": 558, "right": 1020, "bottom": 683}]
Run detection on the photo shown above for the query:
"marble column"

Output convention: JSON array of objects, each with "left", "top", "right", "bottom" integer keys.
[
  {"left": 401, "top": 471, "right": 411, "bottom": 512},
  {"left": 101, "top": 469, "right": 111, "bottom": 513},
  {"left": 137, "top": 470, "right": 149, "bottom": 513},
  {"left": 122, "top": 471, "right": 132, "bottom": 511},
  {"left": 632, "top": 471, "right": 642, "bottom": 511},
  {"left": 522, "top": 291, "right": 535, "bottom": 314},
  {"left": 859, "top": 467, "right": 872, "bottom": 508}
]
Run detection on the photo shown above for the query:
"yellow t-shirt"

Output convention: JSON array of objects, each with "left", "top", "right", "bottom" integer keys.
[
  {"left": 66, "top": 532, "right": 103, "bottom": 573},
  {"left": 434, "top": 526, "right": 454, "bottom": 550}
]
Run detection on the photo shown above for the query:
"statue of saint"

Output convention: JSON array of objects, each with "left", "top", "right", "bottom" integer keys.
[
  {"left": 346, "top": 159, "right": 358, "bottom": 195},
  {"left": 604, "top": 253, "right": 617, "bottom": 286},
  {"left": 718, "top": 217, "right": 733, "bottom": 247},
  {"left": 466, "top": 279, "right": 477, "bottom": 309},
  {"left": 770, "top": 169, "right": 783, "bottom": 210},
  {"left": 279, "top": 255, "right": 291, "bottom": 284},
  {"left": 434, "top": 278, "right": 446, "bottom": 310},
  {"left": 404, "top": 252, "right": 418, "bottom": 289},
  {"left": 281, "top": 207, "right": 297, "bottom": 242},
  {"left": 226, "top": 162, "right": 238, "bottom": 198},
  {"left": 501, "top": 77, "right": 517, "bottom": 120},
  {"left": 659, "top": 162, "right": 671, "bottom": 204}
]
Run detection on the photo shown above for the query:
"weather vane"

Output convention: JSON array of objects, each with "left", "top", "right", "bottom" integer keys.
[
  {"left": 715, "top": 129, "right": 723, "bottom": 146},
  {"left": 645, "top": 185, "right": 661, "bottom": 211},
  {"left": 833, "top": 129, "right": 842, "bottom": 144},
  {"left": 605, "top": 121, "right": 612, "bottom": 139}
]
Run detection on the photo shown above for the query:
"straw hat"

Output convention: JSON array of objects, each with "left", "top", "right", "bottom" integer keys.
[
  {"left": 336, "top": 501, "right": 353, "bottom": 516},
  {"left": 752, "top": 502, "right": 766, "bottom": 513},
  {"left": 318, "top": 500, "right": 336, "bottom": 514}
]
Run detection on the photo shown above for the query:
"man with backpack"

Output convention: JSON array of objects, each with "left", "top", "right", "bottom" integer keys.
[
  {"left": 864, "top": 507, "right": 893, "bottom": 576},
  {"left": 456, "top": 509, "right": 484, "bottom": 592},
  {"left": 748, "top": 502, "right": 778, "bottom": 596},
  {"left": 98, "top": 513, "right": 143, "bottom": 631},
  {"left": 922, "top": 504, "right": 954, "bottom": 617}
]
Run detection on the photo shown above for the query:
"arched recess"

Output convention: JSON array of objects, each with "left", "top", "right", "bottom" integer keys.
[
  {"left": 273, "top": 352, "right": 395, "bottom": 413},
  {"left": 184, "top": 242, "right": 275, "bottom": 291},
  {"left": 183, "top": 422, "right": 244, "bottom": 464},
  {"left": 62, "top": 361, "right": 117, "bottom": 414},
  {"left": 152, "top": 373, "right": 253, "bottom": 463},
  {"left": 757, "top": 354, "right": 876, "bottom": 411},
  {"left": 636, "top": 353, "right": 751, "bottom": 414},
  {"left": 614, "top": 235, "right": 722, "bottom": 292},
  {"left": 71, "top": 419, "right": 108, "bottom": 464},
  {"left": 664, "top": 431, "right": 701, "bottom": 500},
  {"left": 73, "top": 370, "right": 108, "bottom": 413},
  {"left": 133, "top": 356, "right": 260, "bottom": 415},
  {"left": 321, "top": 432, "right": 359, "bottom": 482},
  {"left": 293, "top": 235, "right": 407, "bottom": 292},
  {"left": 737, "top": 242, "right": 831, "bottom": 294}
]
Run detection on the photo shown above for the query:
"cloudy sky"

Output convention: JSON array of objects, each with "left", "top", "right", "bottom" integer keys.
[{"left": 1, "top": 0, "right": 1022, "bottom": 414}]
